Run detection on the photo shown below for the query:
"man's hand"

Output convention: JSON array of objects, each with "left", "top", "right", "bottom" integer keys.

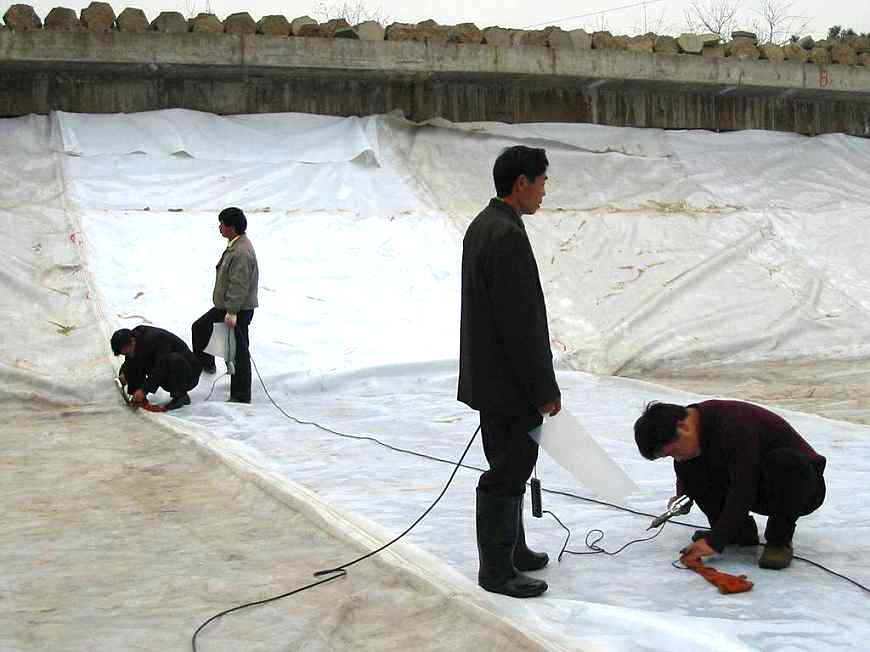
[
  {"left": 118, "top": 373, "right": 127, "bottom": 386},
  {"left": 680, "top": 538, "right": 716, "bottom": 563},
  {"left": 224, "top": 313, "right": 237, "bottom": 328},
  {"left": 538, "top": 398, "right": 562, "bottom": 417},
  {"left": 131, "top": 389, "right": 146, "bottom": 407}
]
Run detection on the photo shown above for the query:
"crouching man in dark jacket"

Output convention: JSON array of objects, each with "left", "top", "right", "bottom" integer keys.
[
  {"left": 634, "top": 400, "right": 827, "bottom": 570},
  {"left": 458, "top": 145, "right": 561, "bottom": 599},
  {"left": 112, "top": 325, "right": 202, "bottom": 411}
]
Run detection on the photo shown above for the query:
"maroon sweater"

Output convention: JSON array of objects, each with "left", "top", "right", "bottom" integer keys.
[{"left": 676, "top": 400, "right": 826, "bottom": 551}]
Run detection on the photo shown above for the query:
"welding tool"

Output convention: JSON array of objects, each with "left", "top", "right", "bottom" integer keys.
[{"left": 648, "top": 495, "right": 692, "bottom": 529}]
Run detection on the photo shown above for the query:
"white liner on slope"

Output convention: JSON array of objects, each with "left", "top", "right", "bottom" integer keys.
[{"left": 13, "top": 108, "right": 870, "bottom": 650}]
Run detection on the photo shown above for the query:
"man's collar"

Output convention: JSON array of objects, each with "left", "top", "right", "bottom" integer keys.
[
  {"left": 227, "top": 235, "right": 241, "bottom": 249},
  {"left": 489, "top": 197, "right": 522, "bottom": 224}
]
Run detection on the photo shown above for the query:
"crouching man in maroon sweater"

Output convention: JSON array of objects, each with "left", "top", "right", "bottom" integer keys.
[{"left": 634, "top": 400, "right": 827, "bottom": 570}]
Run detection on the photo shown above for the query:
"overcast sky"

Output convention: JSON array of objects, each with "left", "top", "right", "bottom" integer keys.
[{"left": 19, "top": 0, "right": 870, "bottom": 40}]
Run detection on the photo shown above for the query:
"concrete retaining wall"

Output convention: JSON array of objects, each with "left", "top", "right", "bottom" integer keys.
[{"left": 2, "top": 9, "right": 870, "bottom": 136}]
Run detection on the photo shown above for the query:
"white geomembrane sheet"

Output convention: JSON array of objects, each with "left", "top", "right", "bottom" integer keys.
[{"left": 3, "top": 109, "right": 870, "bottom": 651}]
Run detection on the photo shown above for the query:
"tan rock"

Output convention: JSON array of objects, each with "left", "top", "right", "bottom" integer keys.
[
  {"left": 80, "top": 2, "right": 114, "bottom": 31},
  {"left": 831, "top": 42, "right": 857, "bottom": 65},
  {"left": 297, "top": 22, "right": 323, "bottom": 37},
  {"left": 117, "top": 7, "right": 147, "bottom": 32},
  {"left": 677, "top": 33, "right": 705, "bottom": 54},
  {"left": 614, "top": 35, "right": 629, "bottom": 49},
  {"left": 3, "top": 4, "right": 42, "bottom": 30},
  {"left": 355, "top": 20, "right": 384, "bottom": 41},
  {"left": 727, "top": 38, "right": 759, "bottom": 60},
  {"left": 190, "top": 13, "right": 221, "bottom": 33},
  {"left": 853, "top": 36, "right": 870, "bottom": 53},
  {"left": 569, "top": 28, "right": 591, "bottom": 50},
  {"left": 627, "top": 33, "right": 655, "bottom": 53},
  {"left": 759, "top": 44, "right": 785, "bottom": 62},
  {"left": 516, "top": 29, "right": 548, "bottom": 47},
  {"left": 592, "top": 30, "right": 619, "bottom": 50},
  {"left": 482, "top": 26, "right": 511, "bottom": 47},
  {"left": 416, "top": 19, "right": 448, "bottom": 44},
  {"left": 545, "top": 26, "right": 572, "bottom": 49},
  {"left": 702, "top": 44, "right": 725, "bottom": 58},
  {"left": 810, "top": 47, "right": 831, "bottom": 65},
  {"left": 224, "top": 12, "right": 255, "bottom": 34},
  {"left": 257, "top": 15, "right": 290, "bottom": 36},
  {"left": 448, "top": 22, "right": 482, "bottom": 44},
  {"left": 290, "top": 15, "right": 316, "bottom": 36},
  {"left": 860, "top": 52, "right": 870, "bottom": 66},
  {"left": 731, "top": 30, "right": 757, "bottom": 42},
  {"left": 150, "top": 11, "right": 187, "bottom": 33},
  {"left": 45, "top": 7, "right": 81, "bottom": 31},
  {"left": 385, "top": 22, "right": 418, "bottom": 42},
  {"left": 654, "top": 35, "right": 679, "bottom": 54},
  {"left": 784, "top": 43, "right": 808, "bottom": 62}
]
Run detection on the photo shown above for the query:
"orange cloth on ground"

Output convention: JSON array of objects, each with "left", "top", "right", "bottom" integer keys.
[
  {"left": 684, "top": 558, "right": 754, "bottom": 594},
  {"left": 141, "top": 401, "right": 166, "bottom": 413}
]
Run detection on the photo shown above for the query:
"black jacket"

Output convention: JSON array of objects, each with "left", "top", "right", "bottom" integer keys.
[
  {"left": 458, "top": 198, "right": 560, "bottom": 414},
  {"left": 119, "top": 325, "right": 200, "bottom": 395}
]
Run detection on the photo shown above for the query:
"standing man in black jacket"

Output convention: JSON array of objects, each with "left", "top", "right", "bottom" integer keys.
[
  {"left": 112, "top": 325, "right": 202, "bottom": 410},
  {"left": 192, "top": 207, "right": 259, "bottom": 404},
  {"left": 458, "top": 146, "right": 561, "bottom": 598}
]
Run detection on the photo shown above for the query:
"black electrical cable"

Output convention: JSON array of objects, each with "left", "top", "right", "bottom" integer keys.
[
  {"left": 189, "top": 362, "right": 481, "bottom": 652},
  {"left": 193, "top": 356, "right": 870, "bottom": 651}
]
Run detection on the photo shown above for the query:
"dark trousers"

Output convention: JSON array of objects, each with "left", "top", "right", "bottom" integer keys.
[
  {"left": 477, "top": 407, "right": 543, "bottom": 497},
  {"left": 151, "top": 353, "right": 201, "bottom": 398},
  {"left": 676, "top": 448, "right": 826, "bottom": 544},
  {"left": 191, "top": 307, "right": 254, "bottom": 402}
]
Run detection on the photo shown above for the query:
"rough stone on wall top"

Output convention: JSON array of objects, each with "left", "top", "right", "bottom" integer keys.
[
  {"left": 3, "top": 4, "right": 42, "bottom": 30},
  {"left": 482, "top": 26, "right": 511, "bottom": 47},
  {"left": 677, "top": 33, "right": 719, "bottom": 54},
  {"left": 727, "top": 37, "right": 759, "bottom": 59},
  {"left": 810, "top": 46, "right": 831, "bottom": 65},
  {"left": 784, "top": 43, "right": 808, "bottom": 62},
  {"left": 80, "top": 2, "right": 115, "bottom": 31},
  {"left": 593, "top": 31, "right": 625, "bottom": 50},
  {"left": 654, "top": 35, "right": 679, "bottom": 54},
  {"left": 731, "top": 30, "right": 757, "bottom": 42},
  {"left": 759, "top": 44, "right": 785, "bottom": 62},
  {"left": 355, "top": 20, "right": 385, "bottom": 41},
  {"left": 831, "top": 42, "right": 858, "bottom": 65},
  {"left": 45, "top": 7, "right": 82, "bottom": 31},
  {"left": 116, "top": 7, "right": 147, "bottom": 32},
  {"left": 702, "top": 43, "right": 725, "bottom": 58},
  {"left": 257, "top": 15, "right": 290, "bottom": 36},
  {"left": 798, "top": 35, "right": 815, "bottom": 50},
  {"left": 151, "top": 11, "right": 187, "bottom": 33},
  {"left": 416, "top": 19, "right": 448, "bottom": 44},
  {"left": 190, "top": 13, "right": 221, "bottom": 33},
  {"left": 569, "top": 28, "right": 591, "bottom": 50},
  {"left": 224, "top": 12, "right": 255, "bottom": 34},
  {"left": 448, "top": 22, "right": 482, "bottom": 44},
  {"left": 385, "top": 22, "right": 417, "bottom": 41},
  {"left": 290, "top": 15, "right": 316, "bottom": 36},
  {"left": 627, "top": 33, "right": 655, "bottom": 53},
  {"left": 544, "top": 26, "right": 572, "bottom": 49}
]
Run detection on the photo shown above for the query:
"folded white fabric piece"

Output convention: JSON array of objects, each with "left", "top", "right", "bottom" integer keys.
[
  {"left": 203, "top": 323, "right": 236, "bottom": 375},
  {"left": 529, "top": 409, "right": 638, "bottom": 503}
]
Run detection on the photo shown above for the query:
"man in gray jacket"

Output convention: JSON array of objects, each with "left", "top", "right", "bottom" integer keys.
[{"left": 192, "top": 207, "right": 259, "bottom": 403}]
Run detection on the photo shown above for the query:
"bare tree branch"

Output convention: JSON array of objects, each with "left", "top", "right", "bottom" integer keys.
[
  {"left": 751, "top": 0, "right": 810, "bottom": 44},
  {"left": 312, "top": 0, "right": 390, "bottom": 25},
  {"left": 684, "top": 0, "right": 741, "bottom": 39}
]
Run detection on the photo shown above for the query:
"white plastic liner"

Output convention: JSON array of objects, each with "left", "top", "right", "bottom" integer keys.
[{"left": 5, "top": 108, "right": 870, "bottom": 650}]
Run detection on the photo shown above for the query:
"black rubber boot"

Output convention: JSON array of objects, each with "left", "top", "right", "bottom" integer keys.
[
  {"left": 476, "top": 488, "right": 548, "bottom": 598},
  {"left": 165, "top": 393, "right": 191, "bottom": 411},
  {"left": 759, "top": 542, "right": 793, "bottom": 569},
  {"left": 514, "top": 498, "right": 549, "bottom": 572}
]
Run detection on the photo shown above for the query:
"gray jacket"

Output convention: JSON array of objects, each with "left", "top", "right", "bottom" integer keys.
[{"left": 213, "top": 234, "right": 259, "bottom": 314}]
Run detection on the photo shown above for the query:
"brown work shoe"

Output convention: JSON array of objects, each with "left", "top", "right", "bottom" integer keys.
[{"left": 759, "top": 542, "right": 793, "bottom": 570}]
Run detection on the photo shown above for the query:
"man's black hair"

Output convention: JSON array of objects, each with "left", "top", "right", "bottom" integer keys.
[
  {"left": 219, "top": 206, "right": 247, "bottom": 235},
  {"left": 634, "top": 401, "right": 688, "bottom": 460},
  {"left": 111, "top": 328, "right": 133, "bottom": 355},
  {"left": 493, "top": 146, "right": 548, "bottom": 198}
]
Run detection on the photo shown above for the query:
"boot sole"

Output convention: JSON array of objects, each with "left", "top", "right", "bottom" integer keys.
[{"left": 479, "top": 581, "right": 548, "bottom": 598}]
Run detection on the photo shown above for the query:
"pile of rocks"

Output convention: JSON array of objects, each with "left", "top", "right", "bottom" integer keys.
[{"left": 3, "top": 3, "right": 869, "bottom": 67}]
